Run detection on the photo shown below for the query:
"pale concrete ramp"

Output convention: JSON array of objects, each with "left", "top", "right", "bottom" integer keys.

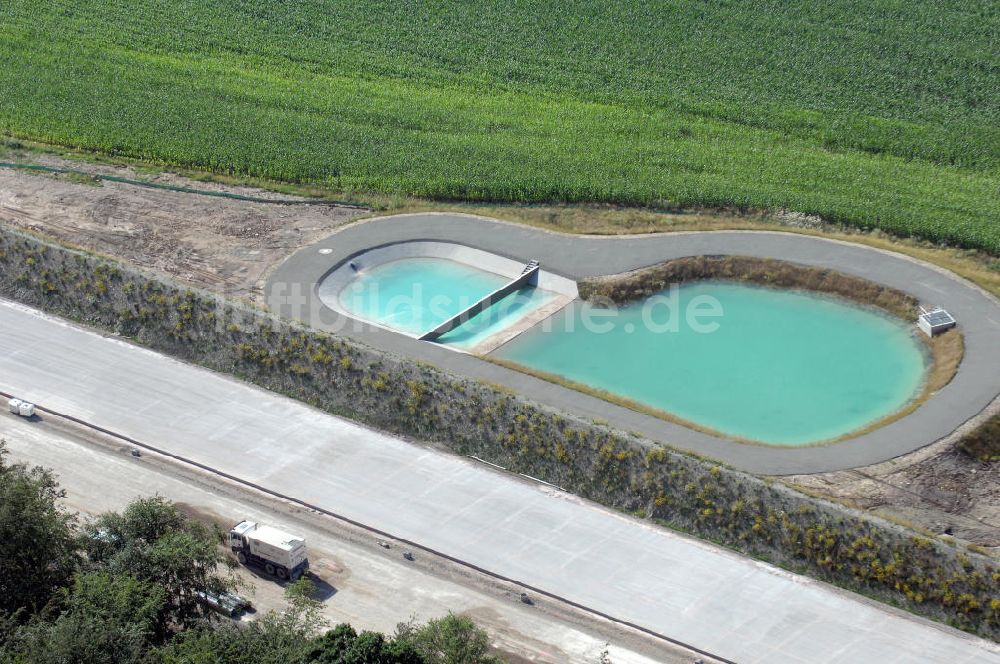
[
  {"left": 418, "top": 261, "right": 540, "bottom": 341},
  {"left": 0, "top": 299, "right": 997, "bottom": 664}
]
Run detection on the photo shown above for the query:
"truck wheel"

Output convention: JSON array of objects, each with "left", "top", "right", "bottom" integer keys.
[
  {"left": 276, "top": 567, "right": 288, "bottom": 580},
  {"left": 265, "top": 563, "right": 276, "bottom": 576},
  {"left": 237, "top": 552, "right": 247, "bottom": 565}
]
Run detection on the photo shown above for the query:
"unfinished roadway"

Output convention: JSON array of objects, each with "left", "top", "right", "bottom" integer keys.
[
  {"left": 2, "top": 299, "right": 998, "bottom": 663},
  {"left": 267, "top": 213, "right": 1000, "bottom": 475}
]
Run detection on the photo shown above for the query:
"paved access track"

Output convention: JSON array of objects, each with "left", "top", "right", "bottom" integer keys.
[
  {"left": 267, "top": 213, "right": 1000, "bottom": 474},
  {"left": 2, "top": 300, "right": 998, "bottom": 663}
]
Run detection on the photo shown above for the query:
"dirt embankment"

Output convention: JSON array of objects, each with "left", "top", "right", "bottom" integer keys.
[
  {"left": 0, "top": 152, "right": 996, "bottom": 556},
  {"left": 787, "top": 398, "right": 1000, "bottom": 552},
  {"left": 0, "top": 156, "right": 366, "bottom": 300},
  {"left": 578, "top": 254, "right": 920, "bottom": 320}
]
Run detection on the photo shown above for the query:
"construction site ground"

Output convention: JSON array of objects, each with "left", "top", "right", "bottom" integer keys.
[
  {"left": 0, "top": 150, "right": 995, "bottom": 555},
  {"left": 0, "top": 413, "right": 704, "bottom": 664}
]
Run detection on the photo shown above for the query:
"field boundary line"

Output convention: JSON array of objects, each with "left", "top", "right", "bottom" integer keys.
[{"left": 0, "top": 161, "right": 367, "bottom": 209}]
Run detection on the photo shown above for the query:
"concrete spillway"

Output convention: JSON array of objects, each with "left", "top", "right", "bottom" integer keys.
[{"left": 418, "top": 262, "right": 540, "bottom": 341}]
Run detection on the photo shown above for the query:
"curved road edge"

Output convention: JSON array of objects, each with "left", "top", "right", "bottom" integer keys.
[{"left": 266, "top": 213, "right": 1000, "bottom": 475}]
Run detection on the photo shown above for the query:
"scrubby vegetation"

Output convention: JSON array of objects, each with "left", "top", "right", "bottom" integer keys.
[
  {"left": 0, "top": 442, "right": 503, "bottom": 664},
  {"left": 578, "top": 255, "right": 921, "bottom": 320},
  {"left": 958, "top": 413, "right": 1000, "bottom": 462},
  {"left": 2, "top": 226, "right": 998, "bottom": 640},
  {"left": 1, "top": 1, "right": 999, "bottom": 252}
]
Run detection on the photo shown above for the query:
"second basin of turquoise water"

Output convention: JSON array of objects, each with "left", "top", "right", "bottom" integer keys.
[{"left": 493, "top": 282, "right": 926, "bottom": 445}]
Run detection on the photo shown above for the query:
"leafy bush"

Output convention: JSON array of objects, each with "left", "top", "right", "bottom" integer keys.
[
  {"left": 4, "top": 572, "right": 166, "bottom": 664},
  {"left": 80, "top": 497, "right": 230, "bottom": 635},
  {"left": 0, "top": 442, "right": 77, "bottom": 618},
  {"left": 396, "top": 614, "right": 503, "bottom": 664}
]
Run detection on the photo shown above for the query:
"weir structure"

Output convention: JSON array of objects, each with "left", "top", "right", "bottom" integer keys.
[{"left": 418, "top": 260, "right": 540, "bottom": 341}]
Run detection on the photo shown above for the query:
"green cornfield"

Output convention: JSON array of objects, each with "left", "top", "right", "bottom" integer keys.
[{"left": 1, "top": 1, "right": 998, "bottom": 251}]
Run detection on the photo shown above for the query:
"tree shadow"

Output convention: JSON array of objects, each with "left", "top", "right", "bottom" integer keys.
[
  {"left": 240, "top": 567, "right": 337, "bottom": 602},
  {"left": 306, "top": 572, "right": 337, "bottom": 602}
]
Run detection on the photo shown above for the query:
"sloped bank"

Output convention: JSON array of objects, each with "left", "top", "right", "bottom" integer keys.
[
  {"left": 577, "top": 254, "right": 921, "bottom": 319},
  {"left": 1, "top": 225, "right": 997, "bottom": 641}
]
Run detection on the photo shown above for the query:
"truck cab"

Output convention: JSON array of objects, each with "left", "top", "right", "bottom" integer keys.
[{"left": 229, "top": 520, "right": 309, "bottom": 581}]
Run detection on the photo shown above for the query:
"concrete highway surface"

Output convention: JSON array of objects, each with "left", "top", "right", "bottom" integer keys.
[
  {"left": 2, "top": 299, "right": 997, "bottom": 664},
  {"left": 0, "top": 415, "right": 684, "bottom": 664}
]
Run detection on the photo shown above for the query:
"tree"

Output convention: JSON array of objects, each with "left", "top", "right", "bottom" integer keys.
[
  {"left": 283, "top": 578, "right": 328, "bottom": 639},
  {"left": 81, "top": 496, "right": 231, "bottom": 634},
  {"left": 1, "top": 571, "right": 166, "bottom": 664},
  {"left": 155, "top": 577, "right": 326, "bottom": 664},
  {"left": 306, "top": 624, "right": 423, "bottom": 664},
  {"left": 0, "top": 441, "right": 77, "bottom": 618},
  {"left": 154, "top": 616, "right": 311, "bottom": 664},
  {"left": 306, "top": 623, "right": 359, "bottom": 663},
  {"left": 396, "top": 613, "right": 502, "bottom": 664}
]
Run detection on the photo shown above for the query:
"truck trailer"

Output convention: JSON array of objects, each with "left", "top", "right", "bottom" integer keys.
[{"left": 229, "top": 520, "right": 308, "bottom": 581}]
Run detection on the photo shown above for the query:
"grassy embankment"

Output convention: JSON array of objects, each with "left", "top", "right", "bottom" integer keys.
[
  {"left": 577, "top": 256, "right": 922, "bottom": 318},
  {"left": 0, "top": 0, "right": 998, "bottom": 251},
  {"left": 2, "top": 225, "right": 998, "bottom": 639}
]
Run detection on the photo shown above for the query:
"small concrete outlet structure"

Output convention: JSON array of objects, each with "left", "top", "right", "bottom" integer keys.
[
  {"left": 918, "top": 307, "right": 957, "bottom": 337},
  {"left": 316, "top": 240, "right": 577, "bottom": 352}
]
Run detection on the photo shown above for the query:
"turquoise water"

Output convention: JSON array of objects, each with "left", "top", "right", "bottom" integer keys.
[
  {"left": 339, "top": 258, "right": 506, "bottom": 335},
  {"left": 494, "top": 283, "right": 926, "bottom": 445},
  {"left": 439, "top": 287, "right": 556, "bottom": 350},
  {"left": 338, "top": 258, "right": 554, "bottom": 347}
]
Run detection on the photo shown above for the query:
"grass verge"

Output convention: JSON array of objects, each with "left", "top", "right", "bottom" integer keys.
[
  {"left": 577, "top": 255, "right": 921, "bottom": 319},
  {"left": 958, "top": 414, "right": 1000, "bottom": 463}
]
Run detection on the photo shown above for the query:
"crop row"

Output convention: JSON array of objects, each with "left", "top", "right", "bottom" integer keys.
[
  {"left": 1, "top": 1, "right": 998, "bottom": 253},
  {"left": 17, "top": 0, "right": 1000, "bottom": 168}
]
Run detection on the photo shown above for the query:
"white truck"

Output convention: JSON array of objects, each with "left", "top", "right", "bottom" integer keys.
[
  {"left": 7, "top": 398, "right": 35, "bottom": 418},
  {"left": 229, "top": 520, "right": 308, "bottom": 581}
]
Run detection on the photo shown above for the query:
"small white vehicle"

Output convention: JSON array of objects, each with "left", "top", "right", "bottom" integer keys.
[
  {"left": 8, "top": 398, "right": 35, "bottom": 418},
  {"left": 229, "top": 520, "right": 309, "bottom": 581}
]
